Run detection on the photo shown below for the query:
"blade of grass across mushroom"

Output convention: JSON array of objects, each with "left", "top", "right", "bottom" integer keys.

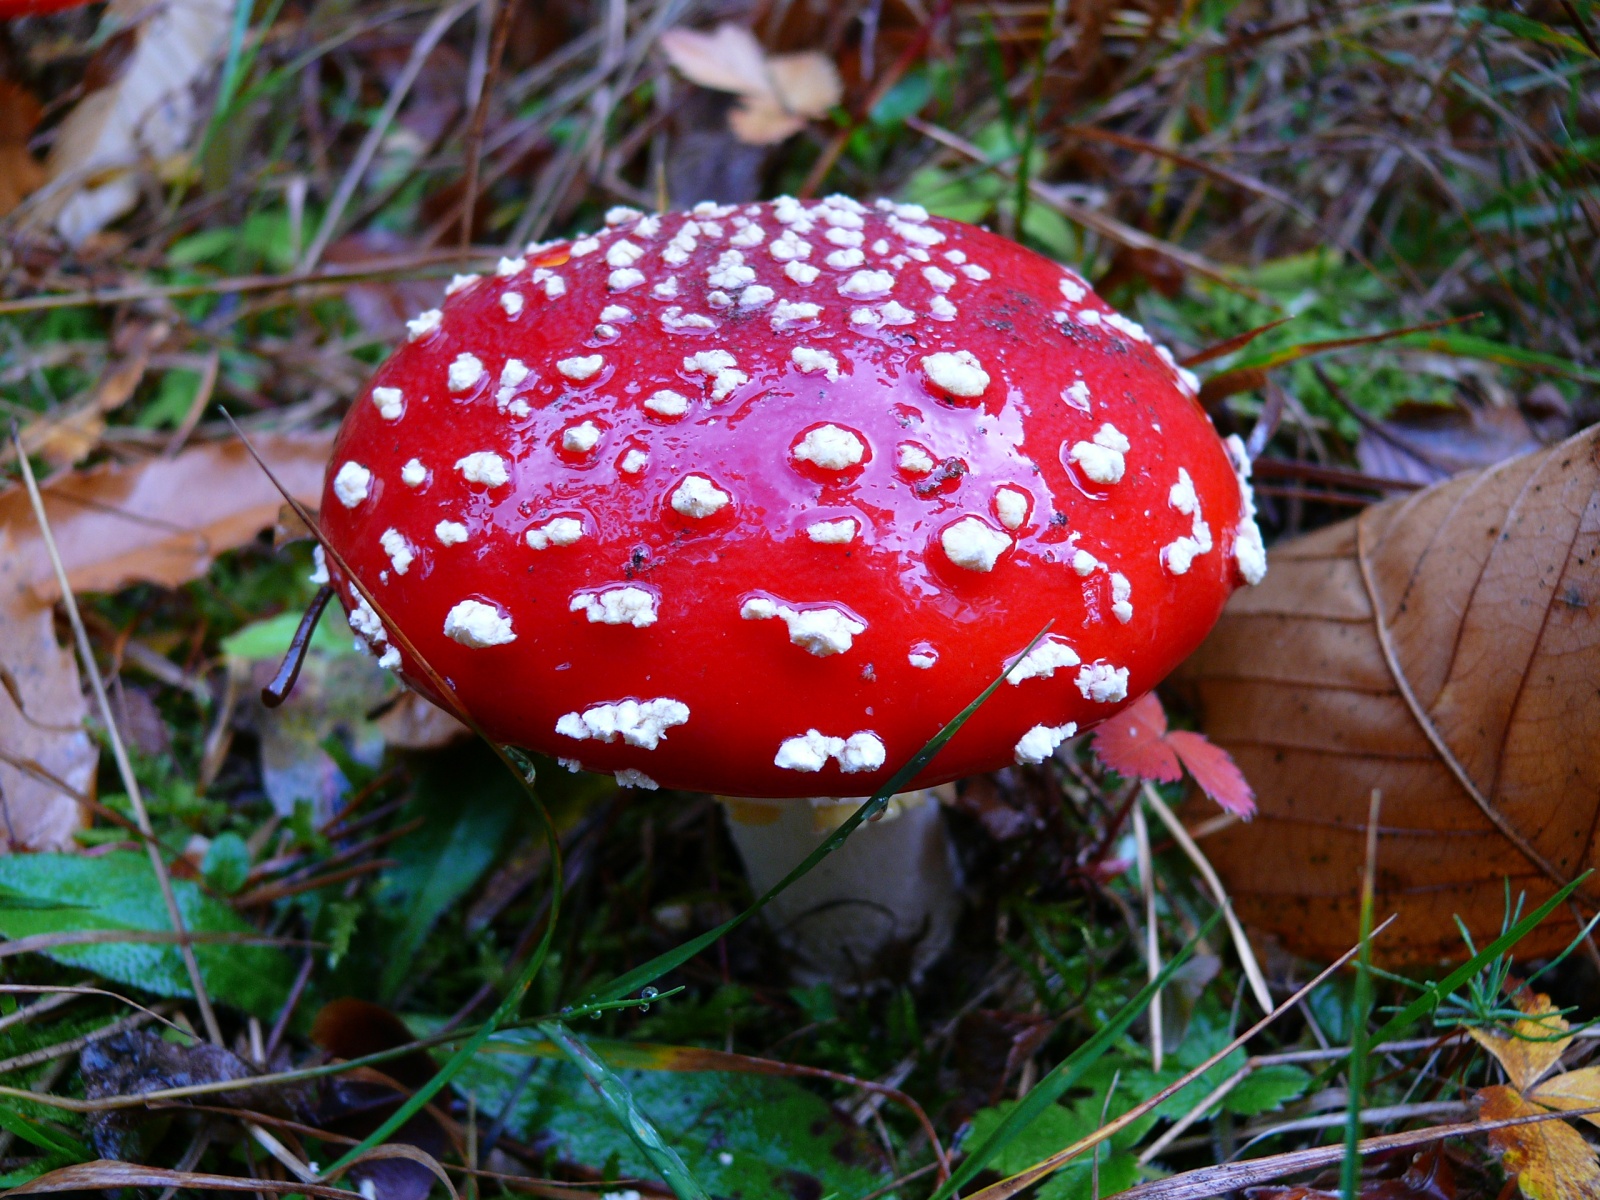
[
  {"left": 575, "top": 622, "right": 1056, "bottom": 1012},
  {"left": 219, "top": 414, "right": 569, "bottom": 1180},
  {"left": 954, "top": 920, "right": 1395, "bottom": 1200}
]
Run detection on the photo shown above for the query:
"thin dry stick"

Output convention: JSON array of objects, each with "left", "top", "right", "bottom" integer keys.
[
  {"left": 0, "top": 984, "right": 192, "bottom": 1037},
  {"left": 11, "top": 427, "right": 224, "bottom": 1047},
  {"left": 299, "top": 0, "right": 478, "bottom": 271},
  {"left": 1132, "top": 800, "right": 1162, "bottom": 1071},
  {"left": 1142, "top": 782, "right": 1273, "bottom": 1015}
]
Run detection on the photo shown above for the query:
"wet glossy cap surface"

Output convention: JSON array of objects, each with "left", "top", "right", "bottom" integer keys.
[{"left": 319, "top": 196, "right": 1265, "bottom": 796}]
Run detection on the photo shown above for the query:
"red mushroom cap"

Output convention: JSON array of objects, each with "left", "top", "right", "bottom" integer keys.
[{"left": 318, "top": 197, "right": 1265, "bottom": 796}]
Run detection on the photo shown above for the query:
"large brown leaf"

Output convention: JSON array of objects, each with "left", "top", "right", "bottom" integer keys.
[{"left": 1174, "top": 425, "right": 1600, "bottom": 963}]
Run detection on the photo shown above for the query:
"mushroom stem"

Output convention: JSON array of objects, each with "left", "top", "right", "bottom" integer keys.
[{"left": 718, "top": 790, "right": 961, "bottom": 988}]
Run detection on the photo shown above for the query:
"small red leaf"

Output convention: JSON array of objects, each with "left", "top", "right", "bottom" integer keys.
[
  {"left": 1168, "top": 730, "right": 1256, "bottom": 818},
  {"left": 1090, "top": 693, "right": 1182, "bottom": 784}
]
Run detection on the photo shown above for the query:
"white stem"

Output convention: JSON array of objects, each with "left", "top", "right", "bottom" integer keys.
[{"left": 720, "top": 790, "right": 962, "bottom": 989}]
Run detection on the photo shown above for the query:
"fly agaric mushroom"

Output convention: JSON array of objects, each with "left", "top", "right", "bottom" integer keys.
[{"left": 315, "top": 196, "right": 1265, "bottom": 983}]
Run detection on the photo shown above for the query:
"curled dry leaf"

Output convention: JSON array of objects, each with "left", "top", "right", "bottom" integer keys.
[
  {"left": 0, "top": 433, "right": 332, "bottom": 853},
  {"left": 1173, "top": 425, "right": 1600, "bottom": 964},
  {"left": 659, "top": 23, "right": 842, "bottom": 145}
]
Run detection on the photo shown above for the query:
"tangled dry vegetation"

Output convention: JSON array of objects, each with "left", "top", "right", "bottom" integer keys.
[{"left": 1, "top": 0, "right": 1598, "bottom": 1198}]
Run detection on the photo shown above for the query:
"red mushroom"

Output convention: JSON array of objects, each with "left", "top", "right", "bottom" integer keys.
[{"left": 316, "top": 196, "right": 1265, "bottom": 982}]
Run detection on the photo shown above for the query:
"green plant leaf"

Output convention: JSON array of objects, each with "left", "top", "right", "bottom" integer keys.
[
  {"left": 0, "top": 852, "right": 291, "bottom": 1019},
  {"left": 1225, "top": 1064, "right": 1310, "bottom": 1116},
  {"left": 443, "top": 1026, "right": 892, "bottom": 1199}
]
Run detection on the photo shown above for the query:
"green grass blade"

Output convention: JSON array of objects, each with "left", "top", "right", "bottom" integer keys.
[
  {"left": 1340, "top": 800, "right": 1380, "bottom": 1200},
  {"left": 1366, "top": 872, "right": 1592, "bottom": 1051},
  {"left": 582, "top": 624, "right": 1052, "bottom": 1006},
  {"left": 929, "top": 909, "right": 1225, "bottom": 1200},
  {"left": 538, "top": 1022, "right": 711, "bottom": 1200}
]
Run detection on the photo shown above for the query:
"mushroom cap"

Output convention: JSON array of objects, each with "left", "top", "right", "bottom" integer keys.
[{"left": 319, "top": 197, "right": 1264, "bottom": 797}]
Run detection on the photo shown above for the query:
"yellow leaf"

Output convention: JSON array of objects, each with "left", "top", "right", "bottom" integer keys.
[
  {"left": 659, "top": 24, "right": 840, "bottom": 146},
  {"left": 1469, "top": 990, "right": 1572, "bottom": 1092},
  {"left": 1532, "top": 1066, "right": 1600, "bottom": 1131},
  {"left": 1478, "top": 1085, "right": 1600, "bottom": 1200}
]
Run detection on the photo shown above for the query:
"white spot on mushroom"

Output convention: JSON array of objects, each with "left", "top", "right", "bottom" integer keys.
[
  {"left": 605, "top": 240, "right": 643, "bottom": 268},
  {"left": 379, "top": 528, "right": 413, "bottom": 575},
  {"left": 570, "top": 585, "right": 657, "bottom": 628},
  {"left": 897, "top": 443, "right": 935, "bottom": 474},
  {"left": 620, "top": 448, "right": 650, "bottom": 475},
  {"left": 662, "top": 307, "right": 717, "bottom": 331},
  {"left": 593, "top": 323, "right": 619, "bottom": 340},
  {"left": 739, "top": 285, "right": 774, "bottom": 307},
  {"left": 995, "top": 486, "right": 1029, "bottom": 530},
  {"left": 555, "top": 697, "right": 689, "bottom": 749},
  {"left": 1110, "top": 572, "right": 1133, "bottom": 623},
  {"left": 1062, "top": 380, "right": 1091, "bottom": 411},
  {"left": 770, "top": 229, "right": 812, "bottom": 261},
  {"left": 825, "top": 227, "right": 864, "bottom": 248},
  {"left": 570, "top": 237, "right": 600, "bottom": 256},
  {"left": 615, "top": 769, "right": 658, "bottom": 790},
  {"left": 771, "top": 300, "right": 822, "bottom": 329},
  {"left": 838, "top": 269, "right": 894, "bottom": 297},
  {"left": 608, "top": 267, "right": 646, "bottom": 291},
  {"left": 600, "top": 304, "right": 632, "bottom": 323},
  {"left": 1177, "top": 366, "right": 1201, "bottom": 396},
  {"left": 850, "top": 308, "right": 878, "bottom": 327},
  {"left": 645, "top": 389, "right": 690, "bottom": 418},
  {"left": 708, "top": 249, "right": 756, "bottom": 290},
  {"left": 527, "top": 517, "right": 583, "bottom": 550},
  {"left": 558, "top": 354, "right": 604, "bottom": 382},
  {"left": 501, "top": 292, "right": 524, "bottom": 317},
  {"left": 670, "top": 475, "right": 730, "bottom": 518},
  {"left": 1103, "top": 311, "right": 1152, "bottom": 343},
  {"left": 446, "top": 273, "right": 479, "bottom": 295},
  {"left": 562, "top": 422, "right": 602, "bottom": 454},
  {"left": 542, "top": 275, "right": 566, "bottom": 299},
  {"left": 742, "top": 596, "right": 865, "bottom": 656},
  {"left": 683, "top": 348, "right": 748, "bottom": 399},
  {"left": 407, "top": 309, "right": 441, "bottom": 340},
  {"left": 730, "top": 223, "right": 765, "bottom": 247},
  {"left": 1162, "top": 467, "right": 1214, "bottom": 574},
  {"left": 791, "top": 346, "right": 841, "bottom": 381},
  {"left": 785, "top": 261, "right": 821, "bottom": 284},
  {"left": 908, "top": 645, "right": 937, "bottom": 669},
  {"left": 371, "top": 387, "right": 403, "bottom": 420},
  {"left": 436, "top": 520, "right": 468, "bottom": 545},
  {"left": 605, "top": 205, "right": 642, "bottom": 225},
  {"left": 456, "top": 451, "right": 509, "bottom": 487},
  {"left": 774, "top": 729, "right": 884, "bottom": 773},
  {"left": 880, "top": 300, "right": 916, "bottom": 324},
  {"left": 496, "top": 256, "right": 525, "bottom": 277},
  {"left": 927, "top": 295, "right": 956, "bottom": 321},
  {"left": 1059, "top": 275, "right": 1087, "bottom": 303},
  {"left": 652, "top": 277, "right": 680, "bottom": 299},
  {"left": 401, "top": 459, "right": 427, "bottom": 487},
  {"left": 922, "top": 350, "right": 989, "bottom": 397},
  {"left": 333, "top": 462, "right": 371, "bottom": 508},
  {"left": 1076, "top": 662, "right": 1130, "bottom": 703},
  {"left": 1076, "top": 308, "right": 1102, "bottom": 326},
  {"left": 806, "top": 518, "right": 856, "bottom": 544},
  {"left": 793, "top": 424, "right": 865, "bottom": 470},
  {"left": 377, "top": 645, "right": 401, "bottom": 671},
  {"left": 444, "top": 599, "right": 515, "bottom": 648},
  {"left": 922, "top": 265, "right": 956, "bottom": 292},
  {"left": 1014, "top": 722, "right": 1078, "bottom": 765},
  {"left": 309, "top": 545, "right": 329, "bottom": 585},
  {"left": 497, "top": 359, "right": 531, "bottom": 412},
  {"left": 943, "top": 249, "right": 967, "bottom": 264},
  {"left": 448, "top": 353, "right": 485, "bottom": 392},
  {"left": 1071, "top": 547, "right": 1101, "bottom": 576},
  {"left": 961, "top": 264, "right": 991, "bottom": 281},
  {"left": 347, "top": 588, "right": 385, "bottom": 647},
  {"left": 941, "top": 517, "right": 1011, "bottom": 572},
  {"left": 1225, "top": 434, "right": 1269, "bottom": 585},
  {"left": 1006, "top": 637, "right": 1081, "bottom": 684},
  {"left": 1068, "top": 424, "right": 1130, "bottom": 484},
  {"left": 825, "top": 248, "right": 865, "bottom": 270}
]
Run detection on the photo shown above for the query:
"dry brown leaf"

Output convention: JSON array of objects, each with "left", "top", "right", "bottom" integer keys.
[
  {"left": 0, "top": 530, "right": 94, "bottom": 853},
  {"left": 0, "top": 433, "right": 331, "bottom": 851},
  {"left": 1477, "top": 1085, "right": 1600, "bottom": 1200},
  {"left": 659, "top": 23, "right": 841, "bottom": 145},
  {"left": 1531, "top": 1067, "right": 1600, "bottom": 1130},
  {"left": 1174, "top": 425, "right": 1600, "bottom": 963},
  {"left": 0, "top": 431, "right": 332, "bottom": 602},
  {"left": 0, "top": 79, "right": 48, "bottom": 219},
  {"left": 29, "top": 0, "right": 236, "bottom": 243},
  {"left": 1469, "top": 991, "right": 1572, "bottom": 1093}
]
